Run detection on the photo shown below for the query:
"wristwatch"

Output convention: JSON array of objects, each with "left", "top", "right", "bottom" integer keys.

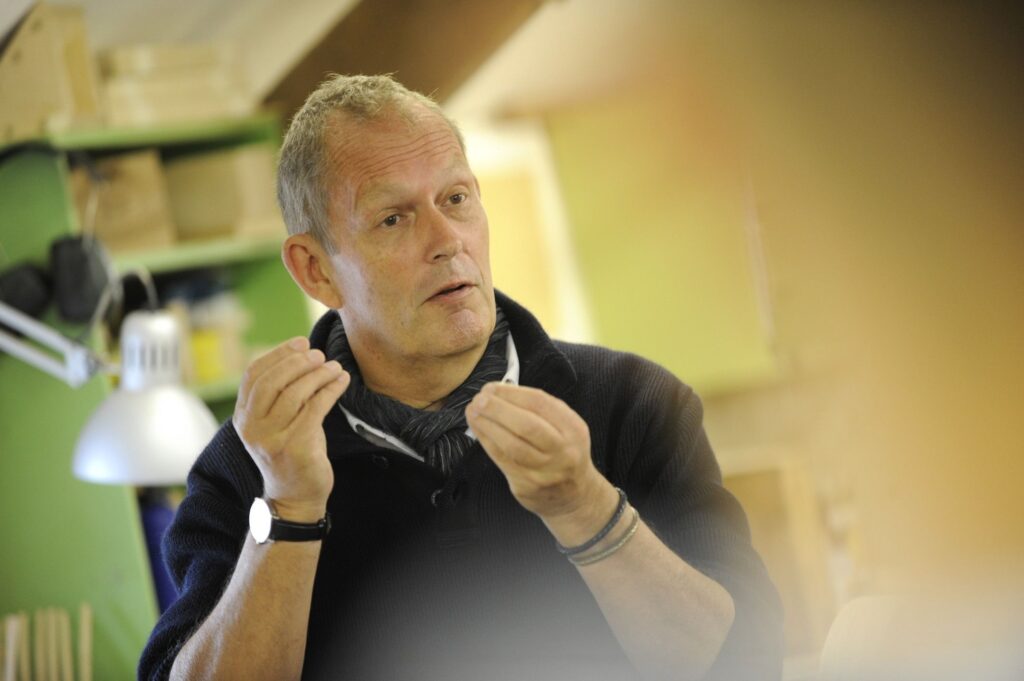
[{"left": 248, "top": 497, "right": 331, "bottom": 544}]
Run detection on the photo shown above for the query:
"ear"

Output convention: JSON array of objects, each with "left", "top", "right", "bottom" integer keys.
[{"left": 282, "top": 233, "right": 344, "bottom": 309}]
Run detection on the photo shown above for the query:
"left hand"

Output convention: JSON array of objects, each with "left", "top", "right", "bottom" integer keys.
[{"left": 465, "top": 382, "right": 611, "bottom": 523}]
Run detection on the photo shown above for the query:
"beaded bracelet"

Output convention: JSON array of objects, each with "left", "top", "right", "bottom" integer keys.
[
  {"left": 569, "top": 506, "right": 641, "bottom": 567},
  {"left": 556, "top": 487, "right": 628, "bottom": 556}
]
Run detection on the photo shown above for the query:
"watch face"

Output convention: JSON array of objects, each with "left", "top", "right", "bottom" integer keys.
[{"left": 249, "top": 497, "right": 273, "bottom": 544}]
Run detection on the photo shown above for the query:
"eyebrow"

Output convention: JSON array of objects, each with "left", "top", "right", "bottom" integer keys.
[
  {"left": 356, "top": 160, "right": 471, "bottom": 213},
  {"left": 358, "top": 181, "right": 405, "bottom": 208}
]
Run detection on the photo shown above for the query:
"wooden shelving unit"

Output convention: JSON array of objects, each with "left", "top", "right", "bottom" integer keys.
[{"left": 0, "top": 113, "right": 311, "bottom": 680}]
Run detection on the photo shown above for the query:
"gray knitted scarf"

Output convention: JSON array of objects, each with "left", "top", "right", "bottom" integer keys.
[{"left": 326, "top": 307, "right": 510, "bottom": 476}]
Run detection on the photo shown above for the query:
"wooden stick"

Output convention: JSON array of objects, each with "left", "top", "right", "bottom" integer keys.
[
  {"left": 45, "top": 610, "right": 57, "bottom": 681},
  {"left": 16, "top": 614, "right": 29, "bottom": 681},
  {"left": 32, "top": 612, "right": 43, "bottom": 681},
  {"left": 43, "top": 610, "right": 53, "bottom": 679},
  {"left": 76, "top": 605, "right": 90, "bottom": 681},
  {"left": 55, "top": 612, "right": 71, "bottom": 681},
  {"left": 3, "top": 615, "right": 15, "bottom": 681}
]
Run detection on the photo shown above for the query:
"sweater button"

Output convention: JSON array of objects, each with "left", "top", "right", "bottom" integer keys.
[
  {"left": 450, "top": 480, "right": 467, "bottom": 504},
  {"left": 371, "top": 454, "right": 390, "bottom": 469}
]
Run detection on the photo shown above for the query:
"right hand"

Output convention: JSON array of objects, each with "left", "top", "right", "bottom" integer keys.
[{"left": 233, "top": 337, "right": 350, "bottom": 521}]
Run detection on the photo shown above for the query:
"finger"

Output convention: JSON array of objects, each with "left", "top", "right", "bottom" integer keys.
[
  {"left": 469, "top": 410, "right": 546, "bottom": 469},
  {"left": 248, "top": 348, "right": 329, "bottom": 417},
  {"left": 290, "top": 370, "right": 351, "bottom": 432},
  {"left": 268, "top": 360, "right": 345, "bottom": 422},
  {"left": 480, "top": 383, "right": 582, "bottom": 437},
  {"left": 467, "top": 390, "right": 562, "bottom": 453},
  {"left": 237, "top": 337, "right": 309, "bottom": 409}
]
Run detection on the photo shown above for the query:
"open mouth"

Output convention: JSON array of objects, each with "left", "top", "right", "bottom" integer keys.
[{"left": 430, "top": 282, "right": 473, "bottom": 300}]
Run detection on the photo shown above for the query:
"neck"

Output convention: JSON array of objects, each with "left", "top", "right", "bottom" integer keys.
[{"left": 349, "top": 338, "right": 488, "bottom": 411}]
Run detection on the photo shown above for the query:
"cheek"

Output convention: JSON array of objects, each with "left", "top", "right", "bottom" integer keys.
[
  {"left": 331, "top": 255, "right": 377, "bottom": 312},
  {"left": 473, "top": 214, "right": 492, "bottom": 280},
  {"left": 353, "top": 257, "right": 416, "bottom": 319}
]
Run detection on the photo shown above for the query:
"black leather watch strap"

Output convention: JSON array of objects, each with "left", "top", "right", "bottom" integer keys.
[
  {"left": 270, "top": 514, "right": 332, "bottom": 542},
  {"left": 250, "top": 497, "right": 331, "bottom": 543}
]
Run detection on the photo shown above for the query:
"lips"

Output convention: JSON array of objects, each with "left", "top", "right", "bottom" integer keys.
[{"left": 428, "top": 279, "right": 474, "bottom": 301}]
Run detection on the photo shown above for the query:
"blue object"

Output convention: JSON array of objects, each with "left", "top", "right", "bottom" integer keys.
[{"left": 139, "top": 490, "right": 179, "bottom": 613}]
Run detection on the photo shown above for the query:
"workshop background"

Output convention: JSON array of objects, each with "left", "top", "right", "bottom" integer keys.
[{"left": 1, "top": 1, "right": 1021, "bottom": 679}]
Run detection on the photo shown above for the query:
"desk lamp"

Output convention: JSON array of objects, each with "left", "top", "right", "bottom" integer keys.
[{"left": 0, "top": 299, "right": 217, "bottom": 485}]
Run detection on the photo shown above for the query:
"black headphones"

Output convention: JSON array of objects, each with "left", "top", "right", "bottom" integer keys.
[{"left": 0, "top": 235, "right": 121, "bottom": 332}]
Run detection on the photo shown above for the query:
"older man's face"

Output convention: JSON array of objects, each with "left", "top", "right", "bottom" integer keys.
[{"left": 322, "top": 106, "right": 496, "bottom": 368}]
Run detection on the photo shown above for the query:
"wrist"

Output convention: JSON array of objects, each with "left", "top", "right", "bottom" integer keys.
[
  {"left": 542, "top": 476, "right": 619, "bottom": 548},
  {"left": 267, "top": 498, "right": 328, "bottom": 523}
]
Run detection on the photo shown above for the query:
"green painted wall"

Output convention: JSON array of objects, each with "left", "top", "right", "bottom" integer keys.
[
  {"left": 545, "top": 83, "right": 777, "bottom": 394},
  {"left": 0, "top": 150, "right": 158, "bottom": 680}
]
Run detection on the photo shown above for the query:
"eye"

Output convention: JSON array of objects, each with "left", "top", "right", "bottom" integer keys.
[
  {"left": 449, "top": 192, "right": 467, "bottom": 205},
  {"left": 381, "top": 214, "right": 401, "bottom": 227}
]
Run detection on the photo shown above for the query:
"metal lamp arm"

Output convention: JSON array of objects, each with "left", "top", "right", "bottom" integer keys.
[{"left": 0, "top": 300, "right": 106, "bottom": 387}]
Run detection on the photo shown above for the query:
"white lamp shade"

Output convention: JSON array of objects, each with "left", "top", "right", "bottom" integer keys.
[
  {"left": 69, "top": 309, "right": 220, "bottom": 485},
  {"left": 73, "top": 383, "right": 218, "bottom": 485}
]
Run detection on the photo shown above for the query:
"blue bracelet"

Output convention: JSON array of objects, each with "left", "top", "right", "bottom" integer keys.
[{"left": 556, "top": 487, "right": 628, "bottom": 556}]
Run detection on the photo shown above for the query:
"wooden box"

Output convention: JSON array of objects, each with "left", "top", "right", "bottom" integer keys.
[
  {"left": 97, "top": 44, "right": 250, "bottom": 127},
  {"left": 0, "top": 3, "right": 103, "bottom": 145},
  {"left": 68, "top": 150, "right": 176, "bottom": 253},
  {"left": 163, "top": 144, "right": 284, "bottom": 241}
]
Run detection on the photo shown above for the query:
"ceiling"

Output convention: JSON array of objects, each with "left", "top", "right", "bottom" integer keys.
[
  {"left": 445, "top": 0, "right": 681, "bottom": 122},
  {"left": 4, "top": 0, "right": 681, "bottom": 122}
]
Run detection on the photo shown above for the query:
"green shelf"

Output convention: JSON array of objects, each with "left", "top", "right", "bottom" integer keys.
[
  {"left": 113, "top": 234, "right": 284, "bottom": 274},
  {"left": 39, "top": 113, "right": 280, "bottom": 152}
]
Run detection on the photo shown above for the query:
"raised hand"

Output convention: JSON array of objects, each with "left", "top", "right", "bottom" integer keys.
[
  {"left": 465, "top": 382, "right": 618, "bottom": 539},
  {"left": 232, "top": 337, "right": 350, "bottom": 521}
]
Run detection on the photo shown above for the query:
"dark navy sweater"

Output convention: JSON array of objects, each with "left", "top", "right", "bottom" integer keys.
[{"left": 139, "top": 292, "right": 783, "bottom": 680}]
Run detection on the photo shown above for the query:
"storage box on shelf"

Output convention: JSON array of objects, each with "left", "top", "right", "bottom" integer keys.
[
  {"left": 164, "top": 143, "right": 283, "bottom": 241},
  {"left": 97, "top": 43, "right": 251, "bottom": 128},
  {"left": 68, "top": 149, "right": 176, "bottom": 253},
  {"left": 0, "top": 113, "right": 309, "bottom": 679}
]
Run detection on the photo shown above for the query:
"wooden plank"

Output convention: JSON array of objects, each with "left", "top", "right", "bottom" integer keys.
[
  {"left": 263, "top": 0, "right": 545, "bottom": 121},
  {"left": 0, "top": 4, "right": 102, "bottom": 146}
]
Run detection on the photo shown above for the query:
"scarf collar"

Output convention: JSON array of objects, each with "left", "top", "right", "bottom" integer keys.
[{"left": 323, "top": 306, "right": 510, "bottom": 476}]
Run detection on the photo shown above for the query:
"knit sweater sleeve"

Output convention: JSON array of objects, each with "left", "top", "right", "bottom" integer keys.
[
  {"left": 137, "top": 422, "right": 262, "bottom": 681},
  {"left": 619, "top": 362, "right": 785, "bottom": 681}
]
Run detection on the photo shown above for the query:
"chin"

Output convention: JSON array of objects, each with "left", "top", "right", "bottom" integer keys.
[{"left": 435, "top": 305, "right": 495, "bottom": 357}]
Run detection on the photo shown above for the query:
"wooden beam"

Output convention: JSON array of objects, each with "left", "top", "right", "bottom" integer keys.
[{"left": 262, "top": 0, "right": 545, "bottom": 122}]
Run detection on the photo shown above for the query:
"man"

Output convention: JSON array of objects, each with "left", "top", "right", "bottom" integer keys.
[{"left": 139, "top": 74, "right": 782, "bottom": 681}]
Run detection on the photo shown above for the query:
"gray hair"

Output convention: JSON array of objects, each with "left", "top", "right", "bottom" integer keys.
[{"left": 276, "top": 73, "right": 465, "bottom": 253}]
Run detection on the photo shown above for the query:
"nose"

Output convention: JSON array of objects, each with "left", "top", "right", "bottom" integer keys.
[{"left": 424, "top": 206, "right": 463, "bottom": 262}]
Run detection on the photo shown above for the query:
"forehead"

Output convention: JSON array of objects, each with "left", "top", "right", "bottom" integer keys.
[{"left": 323, "top": 108, "right": 467, "bottom": 205}]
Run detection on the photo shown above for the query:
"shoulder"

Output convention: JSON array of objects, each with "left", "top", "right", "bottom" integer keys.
[
  {"left": 552, "top": 341, "right": 705, "bottom": 457},
  {"left": 554, "top": 340, "right": 696, "bottom": 407}
]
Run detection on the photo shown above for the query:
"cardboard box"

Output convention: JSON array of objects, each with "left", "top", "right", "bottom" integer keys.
[
  {"left": 69, "top": 150, "right": 176, "bottom": 253},
  {"left": 97, "top": 44, "right": 252, "bottom": 127},
  {"left": 163, "top": 144, "right": 284, "bottom": 241}
]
